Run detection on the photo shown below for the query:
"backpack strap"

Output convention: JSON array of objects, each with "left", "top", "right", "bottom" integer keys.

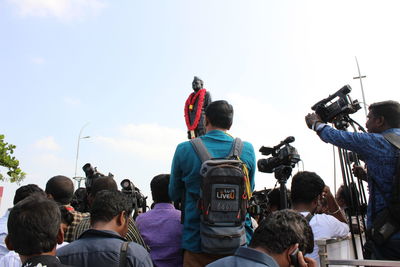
[
  {"left": 305, "top": 212, "right": 314, "bottom": 222},
  {"left": 119, "top": 241, "right": 130, "bottom": 267},
  {"left": 383, "top": 132, "right": 400, "bottom": 150},
  {"left": 190, "top": 138, "right": 212, "bottom": 163},
  {"left": 229, "top": 138, "right": 243, "bottom": 158}
]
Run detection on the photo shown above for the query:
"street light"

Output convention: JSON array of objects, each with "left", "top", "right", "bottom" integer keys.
[{"left": 73, "top": 123, "right": 90, "bottom": 188}]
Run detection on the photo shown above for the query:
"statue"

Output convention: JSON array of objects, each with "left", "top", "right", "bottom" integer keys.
[{"left": 184, "top": 76, "right": 212, "bottom": 139}]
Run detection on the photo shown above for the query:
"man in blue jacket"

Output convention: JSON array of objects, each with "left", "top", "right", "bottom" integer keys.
[
  {"left": 169, "top": 100, "right": 256, "bottom": 267},
  {"left": 305, "top": 100, "right": 400, "bottom": 260}
]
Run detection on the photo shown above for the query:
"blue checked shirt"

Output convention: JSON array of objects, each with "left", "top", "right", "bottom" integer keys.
[{"left": 316, "top": 125, "right": 400, "bottom": 233}]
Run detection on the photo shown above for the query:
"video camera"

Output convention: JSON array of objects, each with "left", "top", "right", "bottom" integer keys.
[
  {"left": 311, "top": 85, "right": 361, "bottom": 124},
  {"left": 257, "top": 136, "right": 300, "bottom": 178},
  {"left": 82, "top": 163, "right": 113, "bottom": 188},
  {"left": 120, "top": 179, "right": 148, "bottom": 219},
  {"left": 248, "top": 189, "right": 270, "bottom": 220}
]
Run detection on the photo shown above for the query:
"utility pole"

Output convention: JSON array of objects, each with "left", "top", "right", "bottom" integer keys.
[{"left": 353, "top": 56, "right": 368, "bottom": 117}]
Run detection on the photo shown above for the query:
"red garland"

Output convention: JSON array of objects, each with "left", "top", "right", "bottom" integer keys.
[{"left": 184, "top": 89, "right": 206, "bottom": 131}]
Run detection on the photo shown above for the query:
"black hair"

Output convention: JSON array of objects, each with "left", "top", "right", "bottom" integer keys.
[
  {"left": 205, "top": 100, "right": 234, "bottom": 129},
  {"left": 45, "top": 175, "right": 74, "bottom": 205},
  {"left": 59, "top": 206, "right": 74, "bottom": 226},
  {"left": 268, "top": 188, "right": 291, "bottom": 210},
  {"left": 90, "top": 177, "right": 118, "bottom": 197},
  {"left": 8, "top": 195, "right": 60, "bottom": 256},
  {"left": 250, "top": 209, "right": 314, "bottom": 254},
  {"left": 70, "top": 187, "right": 88, "bottom": 213},
  {"left": 150, "top": 174, "right": 171, "bottom": 203},
  {"left": 291, "top": 171, "right": 325, "bottom": 205},
  {"left": 90, "top": 190, "right": 133, "bottom": 225},
  {"left": 13, "top": 184, "right": 45, "bottom": 205},
  {"left": 369, "top": 100, "right": 400, "bottom": 128}
]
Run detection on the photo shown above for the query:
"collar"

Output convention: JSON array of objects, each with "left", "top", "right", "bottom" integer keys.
[
  {"left": 235, "top": 247, "right": 280, "bottom": 267},
  {"left": 22, "top": 255, "right": 62, "bottom": 267},
  {"left": 79, "top": 229, "right": 126, "bottom": 241},
  {"left": 153, "top": 203, "right": 175, "bottom": 209}
]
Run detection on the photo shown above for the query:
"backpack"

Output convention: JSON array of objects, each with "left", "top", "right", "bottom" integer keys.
[{"left": 190, "top": 137, "right": 251, "bottom": 254}]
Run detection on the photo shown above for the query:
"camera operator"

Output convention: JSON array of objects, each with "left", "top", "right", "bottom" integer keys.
[{"left": 305, "top": 100, "right": 400, "bottom": 260}]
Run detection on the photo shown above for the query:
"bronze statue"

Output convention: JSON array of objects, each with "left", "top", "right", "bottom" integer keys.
[{"left": 184, "top": 76, "right": 212, "bottom": 139}]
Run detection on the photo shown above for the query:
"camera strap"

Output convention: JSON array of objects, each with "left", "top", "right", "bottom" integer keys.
[{"left": 119, "top": 241, "right": 130, "bottom": 267}]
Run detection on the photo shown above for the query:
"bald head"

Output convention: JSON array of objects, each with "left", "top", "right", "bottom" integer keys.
[{"left": 45, "top": 175, "right": 74, "bottom": 205}]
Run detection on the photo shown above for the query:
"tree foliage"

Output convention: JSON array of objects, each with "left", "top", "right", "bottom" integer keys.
[{"left": 0, "top": 135, "right": 26, "bottom": 183}]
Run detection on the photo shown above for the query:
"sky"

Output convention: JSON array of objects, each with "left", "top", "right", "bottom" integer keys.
[{"left": 1, "top": 0, "right": 400, "bottom": 215}]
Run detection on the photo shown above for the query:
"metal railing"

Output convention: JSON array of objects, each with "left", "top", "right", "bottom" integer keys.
[{"left": 317, "top": 237, "right": 400, "bottom": 267}]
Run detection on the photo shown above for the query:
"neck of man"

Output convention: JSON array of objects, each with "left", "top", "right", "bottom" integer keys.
[
  {"left": 292, "top": 202, "right": 316, "bottom": 214},
  {"left": 206, "top": 125, "right": 228, "bottom": 133},
  {"left": 91, "top": 218, "right": 123, "bottom": 236},
  {"left": 252, "top": 246, "right": 286, "bottom": 267}
]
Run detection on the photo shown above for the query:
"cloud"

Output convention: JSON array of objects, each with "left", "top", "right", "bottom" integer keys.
[
  {"left": 31, "top": 56, "right": 45, "bottom": 64},
  {"left": 8, "top": 0, "right": 106, "bottom": 20},
  {"left": 34, "top": 136, "right": 61, "bottom": 151},
  {"left": 94, "top": 123, "right": 185, "bottom": 161},
  {"left": 63, "top": 96, "right": 81, "bottom": 107}
]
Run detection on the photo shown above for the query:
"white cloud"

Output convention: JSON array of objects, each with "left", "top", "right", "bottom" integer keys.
[
  {"left": 63, "top": 96, "right": 81, "bottom": 107},
  {"left": 8, "top": 0, "right": 106, "bottom": 20},
  {"left": 31, "top": 56, "right": 45, "bottom": 64},
  {"left": 95, "top": 123, "right": 185, "bottom": 161},
  {"left": 34, "top": 136, "right": 61, "bottom": 151}
]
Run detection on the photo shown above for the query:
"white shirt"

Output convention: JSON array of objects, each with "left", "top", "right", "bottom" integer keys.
[
  {"left": 0, "top": 209, "right": 10, "bottom": 258},
  {"left": 301, "top": 212, "right": 349, "bottom": 265},
  {"left": 0, "top": 251, "right": 20, "bottom": 267}
]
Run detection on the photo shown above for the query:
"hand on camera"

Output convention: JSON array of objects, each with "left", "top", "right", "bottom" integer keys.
[
  {"left": 352, "top": 164, "right": 367, "bottom": 181},
  {"left": 305, "top": 113, "right": 322, "bottom": 129}
]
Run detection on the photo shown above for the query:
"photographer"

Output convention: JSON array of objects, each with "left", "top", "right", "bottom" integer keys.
[{"left": 305, "top": 100, "right": 400, "bottom": 260}]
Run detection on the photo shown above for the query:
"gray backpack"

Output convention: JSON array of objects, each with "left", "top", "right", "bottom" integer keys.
[{"left": 190, "top": 137, "right": 249, "bottom": 254}]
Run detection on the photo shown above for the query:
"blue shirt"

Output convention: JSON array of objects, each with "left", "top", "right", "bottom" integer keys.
[
  {"left": 206, "top": 247, "right": 279, "bottom": 267},
  {"left": 169, "top": 130, "right": 256, "bottom": 252},
  {"left": 136, "top": 203, "right": 183, "bottom": 267},
  {"left": 317, "top": 126, "right": 400, "bottom": 230}
]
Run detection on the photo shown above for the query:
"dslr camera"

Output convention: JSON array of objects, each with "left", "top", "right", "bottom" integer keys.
[
  {"left": 257, "top": 136, "right": 300, "bottom": 178},
  {"left": 82, "top": 163, "right": 113, "bottom": 188}
]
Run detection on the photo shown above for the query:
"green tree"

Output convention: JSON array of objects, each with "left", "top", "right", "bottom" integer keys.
[{"left": 0, "top": 134, "right": 26, "bottom": 183}]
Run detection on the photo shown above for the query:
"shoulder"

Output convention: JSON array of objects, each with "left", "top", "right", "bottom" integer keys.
[{"left": 127, "top": 242, "right": 152, "bottom": 262}]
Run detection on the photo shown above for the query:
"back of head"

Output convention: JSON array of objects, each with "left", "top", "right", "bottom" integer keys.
[
  {"left": 205, "top": 100, "right": 234, "bottom": 130},
  {"left": 90, "top": 190, "right": 133, "bottom": 225},
  {"left": 369, "top": 100, "right": 400, "bottom": 128},
  {"left": 250, "top": 209, "right": 314, "bottom": 254},
  {"left": 90, "top": 176, "right": 118, "bottom": 197},
  {"left": 45, "top": 175, "right": 74, "bottom": 205},
  {"left": 291, "top": 171, "right": 325, "bottom": 205},
  {"left": 8, "top": 195, "right": 61, "bottom": 256},
  {"left": 13, "top": 184, "right": 45, "bottom": 205},
  {"left": 151, "top": 174, "right": 171, "bottom": 203}
]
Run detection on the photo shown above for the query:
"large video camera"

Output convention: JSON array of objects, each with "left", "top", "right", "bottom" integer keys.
[
  {"left": 248, "top": 189, "right": 271, "bottom": 221},
  {"left": 82, "top": 163, "right": 113, "bottom": 188},
  {"left": 257, "top": 136, "right": 300, "bottom": 178},
  {"left": 120, "top": 179, "right": 148, "bottom": 219},
  {"left": 311, "top": 85, "right": 361, "bottom": 125}
]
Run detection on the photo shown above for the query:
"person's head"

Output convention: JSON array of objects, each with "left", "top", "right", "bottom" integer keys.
[
  {"left": 87, "top": 176, "right": 118, "bottom": 206},
  {"left": 150, "top": 174, "right": 171, "bottom": 204},
  {"left": 13, "top": 184, "right": 46, "bottom": 205},
  {"left": 45, "top": 175, "right": 74, "bottom": 205},
  {"left": 205, "top": 100, "right": 234, "bottom": 131},
  {"left": 192, "top": 76, "right": 204, "bottom": 92},
  {"left": 291, "top": 171, "right": 325, "bottom": 211},
  {"left": 90, "top": 190, "right": 133, "bottom": 237},
  {"left": 367, "top": 100, "right": 400, "bottom": 133},
  {"left": 6, "top": 195, "right": 63, "bottom": 259},
  {"left": 59, "top": 205, "right": 74, "bottom": 235},
  {"left": 267, "top": 188, "right": 291, "bottom": 211},
  {"left": 250, "top": 209, "right": 314, "bottom": 267}
]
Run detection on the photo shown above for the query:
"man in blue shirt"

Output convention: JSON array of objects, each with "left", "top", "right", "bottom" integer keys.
[
  {"left": 206, "top": 210, "right": 316, "bottom": 267},
  {"left": 169, "top": 100, "right": 256, "bottom": 267},
  {"left": 305, "top": 100, "right": 400, "bottom": 260}
]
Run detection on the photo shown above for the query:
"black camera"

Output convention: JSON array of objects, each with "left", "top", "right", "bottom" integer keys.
[
  {"left": 82, "top": 163, "right": 113, "bottom": 188},
  {"left": 120, "top": 179, "right": 148, "bottom": 219},
  {"left": 311, "top": 85, "right": 361, "bottom": 123},
  {"left": 257, "top": 136, "right": 300, "bottom": 175},
  {"left": 248, "top": 189, "right": 270, "bottom": 219}
]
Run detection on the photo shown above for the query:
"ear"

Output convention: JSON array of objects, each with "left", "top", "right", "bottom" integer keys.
[
  {"left": 116, "top": 211, "right": 127, "bottom": 226},
  {"left": 377, "top": 116, "right": 386, "bottom": 128},
  {"left": 5, "top": 235, "right": 14, "bottom": 251},
  {"left": 286, "top": 243, "right": 299, "bottom": 264},
  {"left": 57, "top": 226, "right": 64, "bottom": 245}
]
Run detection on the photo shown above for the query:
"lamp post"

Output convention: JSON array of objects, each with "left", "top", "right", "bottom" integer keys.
[{"left": 73, "top": 123, "right": 90, "bottom": 188}]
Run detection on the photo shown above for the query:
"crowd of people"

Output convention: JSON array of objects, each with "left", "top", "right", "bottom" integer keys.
[{"left": 0, "top": 99, "right": 398, "bottom": 267}]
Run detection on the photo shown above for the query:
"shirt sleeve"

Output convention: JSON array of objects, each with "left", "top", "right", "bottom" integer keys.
[{"left": 317, "top": 125, "right": 384, "bottom": 157}]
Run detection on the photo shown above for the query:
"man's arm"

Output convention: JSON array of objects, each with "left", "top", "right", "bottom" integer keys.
[
  {"left": 322, "top": 186, "right": 347, "bottom": 223},
  {"left": 169, "top": 145, "right": 185, "bottom": 202}
]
